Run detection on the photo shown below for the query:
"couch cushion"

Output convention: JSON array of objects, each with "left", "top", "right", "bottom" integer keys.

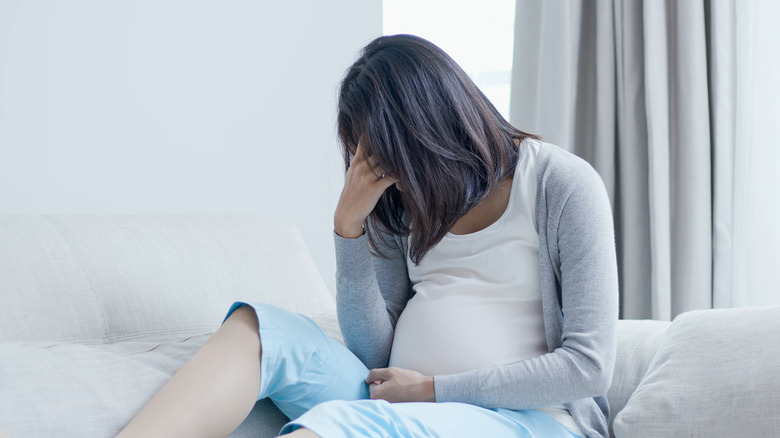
[
  {"left": 0, "top": 309, "right": 344, "bottom": 438},
  {"left": 0, "top": 333, "right": 287, "bottom": 437},
  {"left": 0, "top": 215, "right": 106, "bottom": 342},
  {"left": 613, "top": 306, "right": 780, "bottom": 437},
  {"left": 606, "top": 319, "right": 670, "bottom": 437},
  {"left": 0, "top": 215, "right": 335, "bottom": 343}
]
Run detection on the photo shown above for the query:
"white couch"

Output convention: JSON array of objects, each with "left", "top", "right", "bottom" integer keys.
[{"left": 1, "top": 215, "right": 777, "bottom": 438}]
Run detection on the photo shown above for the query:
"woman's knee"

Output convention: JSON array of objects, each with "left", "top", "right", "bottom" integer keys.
[
  {"left": 224, "top": 305, "right": 259, "bottom": 331},
  {"left": 217, "top": 305, "right": 262, "bottom": 351}
]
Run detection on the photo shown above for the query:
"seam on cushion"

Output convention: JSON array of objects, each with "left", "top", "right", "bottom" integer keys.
[
  {"left": 125, "top": 334, "right": 209, "bottom": 354},
  {"left": 43, "top": 215, "right": 113, "bottom": 344},
  {"left": 109, "top": 326, "right": 216, "bottom": 343}
]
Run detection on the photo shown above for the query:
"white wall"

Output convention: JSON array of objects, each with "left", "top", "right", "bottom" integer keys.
[{"left": 0, "top": 0, "right": 383, "bottom": 295}]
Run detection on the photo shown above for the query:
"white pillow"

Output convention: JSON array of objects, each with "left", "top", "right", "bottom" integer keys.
[{"left": 613, "top": 306, "right": 780, "bottom": 437}]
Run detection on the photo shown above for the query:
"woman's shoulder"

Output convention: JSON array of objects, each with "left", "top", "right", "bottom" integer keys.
[
  {"left": 533, "top": 140, "right": 605, "bottom": 199},
  {"left": 530, "top": 140, "right": 611, "bottom": 232},
  {"left": 535, "top": 141, "right": 599, "bottom": 182}
]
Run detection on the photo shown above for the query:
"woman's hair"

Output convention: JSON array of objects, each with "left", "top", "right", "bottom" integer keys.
[{"left": 337, "top": 34, "right": 538, "bottom": 265}]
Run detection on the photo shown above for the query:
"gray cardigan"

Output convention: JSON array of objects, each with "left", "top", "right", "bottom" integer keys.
[{"left": 333, "top": 141, "right": 619, "bottom": 438}]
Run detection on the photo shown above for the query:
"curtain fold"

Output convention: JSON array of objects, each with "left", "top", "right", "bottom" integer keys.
[
  {"left": 510, "top": 0, "right": 739, "bottom": 320},
  {"left": 612, "top": 0, "right": 652, "bottom": 320},
  {"left": 707, "top": 0, "right": 737, "bottom": 309}
]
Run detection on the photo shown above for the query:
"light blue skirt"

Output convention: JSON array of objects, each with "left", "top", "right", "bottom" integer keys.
[{"left": 223, "top": 301, "right": 583, "bottom": 438}]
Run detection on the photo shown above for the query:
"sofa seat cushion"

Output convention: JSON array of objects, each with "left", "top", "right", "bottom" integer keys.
[
  {"left": 0, "top": 308, "right": 343, "bottom": 438},
  {"left": 0, "top": 334, "right": 288, "bottom": 438}
]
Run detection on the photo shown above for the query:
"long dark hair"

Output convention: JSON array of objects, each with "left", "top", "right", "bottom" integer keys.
[{"left": 337, "top": 34, "right": 538, "bottom": 264}]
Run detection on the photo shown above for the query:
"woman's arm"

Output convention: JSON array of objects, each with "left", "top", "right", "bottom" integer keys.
[
  {"left": 333, "top": 140, "right": 411, "bottom": 371},
  {"left": 334, "top": 227, "right": 411, "bottom": 370},
  {"left": 433, "top": 169, "right": 619, "bottom": 409}
]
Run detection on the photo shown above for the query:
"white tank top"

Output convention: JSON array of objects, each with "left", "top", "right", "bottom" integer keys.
[{"left": 388, "top": 140, "right": 583, "bottom": 436}]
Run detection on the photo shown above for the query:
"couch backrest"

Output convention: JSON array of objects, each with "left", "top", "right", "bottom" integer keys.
[{"left": 0, "top": 215, "right": 334, "bottom": 344}]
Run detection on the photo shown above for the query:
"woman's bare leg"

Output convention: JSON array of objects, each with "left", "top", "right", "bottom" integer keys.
[{"left": 117, "top": 305, "right": 262, "bottom": 438}]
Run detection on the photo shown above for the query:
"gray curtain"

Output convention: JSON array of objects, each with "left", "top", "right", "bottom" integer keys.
[{"left": 510, "top": 1, "right": 737, "bottom": 320}]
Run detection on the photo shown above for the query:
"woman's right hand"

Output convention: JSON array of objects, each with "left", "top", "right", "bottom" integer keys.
[{"left": 334, "top": 141, "right": 397, "bottom": 238}]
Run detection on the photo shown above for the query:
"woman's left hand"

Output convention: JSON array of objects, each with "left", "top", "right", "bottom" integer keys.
[{"left": 365, "top": 367, "right": 436, "bottom": 403}]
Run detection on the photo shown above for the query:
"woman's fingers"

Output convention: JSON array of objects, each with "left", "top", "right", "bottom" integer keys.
[
  {"left": 352, "top": 138, "right": 371, "bottom": 166},
  {"left": 364, "top": 155, "right": 384, "bottom": 179},
  {"left": 364, "top": 367, "right": 436, "bottom": 403},
  {"left": 333, "top": 139, "right": 398, "bottom": 238},
  {"left": 365, "top": 368, "right": 389, "bottom": 384},
  {"left": 354, "top": 144, "right": 388, "bottom": 181}
]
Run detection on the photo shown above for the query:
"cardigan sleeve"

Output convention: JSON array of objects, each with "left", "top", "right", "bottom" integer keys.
[
  {"left": 432, "top": 169, "right": 619, "bottom": 409},
  {"left": 334, "top": 225, "right": 411, "bottom": 371}
]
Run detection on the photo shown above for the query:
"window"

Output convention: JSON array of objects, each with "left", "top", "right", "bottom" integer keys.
[{"left": 383, "top": 0, "right": 516, "bottom": 119}]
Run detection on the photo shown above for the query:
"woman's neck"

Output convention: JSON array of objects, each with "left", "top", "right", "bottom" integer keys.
[{"left": 448, "top": 174, "right": 514, "bottom": 235}]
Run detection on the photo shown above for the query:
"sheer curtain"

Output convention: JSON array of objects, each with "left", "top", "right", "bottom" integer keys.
[
  {"left": 728, "top": 0, "right": 780, "bottom": 308},
  {"left": 510, "top": 0, "right": 780, "bottom": 320}
]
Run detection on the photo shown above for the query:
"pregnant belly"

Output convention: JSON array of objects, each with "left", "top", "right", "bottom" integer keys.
[{"left": 387, "top": 293, "right": 548, "bottom": 376}]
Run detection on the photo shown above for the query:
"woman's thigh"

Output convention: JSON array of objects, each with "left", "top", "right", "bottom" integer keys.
[
  {"left": 280, "top": 399, "right": 579, "bottom": 438},
  {"left": 222, "top": 302, "right": 370, "bottom": 421}
]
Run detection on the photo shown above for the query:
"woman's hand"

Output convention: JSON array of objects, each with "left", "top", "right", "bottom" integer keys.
[
  {"left": 334, "top": 140, "right": 397, "bottom": 239},
  {"left": 365, "top": 367, "right": 436, "bottom": 403}
]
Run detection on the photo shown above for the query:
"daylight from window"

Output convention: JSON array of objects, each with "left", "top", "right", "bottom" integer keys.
[{"left": 383, "top": 0, "right": 516, "bottom": 120}]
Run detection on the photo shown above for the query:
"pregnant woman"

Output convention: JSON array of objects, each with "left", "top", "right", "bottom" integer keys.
[{"left": 118, "top": 34, "right": 618, "bottom": 438}]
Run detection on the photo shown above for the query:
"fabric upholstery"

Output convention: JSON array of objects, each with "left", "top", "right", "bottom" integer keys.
[
  {"left": 613, "top": 306, "right": 780, "bottom": 437},
  {"left": 0, "top": 334, "right": 289, "bottom": 437},
  {"left": 0, "top": 215, "right": 334, "bottom": 343},
  {"left": 0, "top": 310, "right": 344, "bottom": 438},
  {"left": 606, "top": 319, "right": 670, "bottom": 437},
  {"left": 0, "top": 214, "right": 336, "bottom": 437},
  {"left": 0, "top": 215, "right": 105, "bottom": 342}
]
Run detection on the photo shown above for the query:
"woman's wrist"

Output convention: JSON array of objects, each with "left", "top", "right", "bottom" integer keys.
[
  {"left": 424, "top": 376, "right": 436, "bottom": 402},
  {"left": 334, "top": 225, "right": 364, "bottom": 239},
  {"left": 334, "top": 215, "right": 365, "bottom": 239}
]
